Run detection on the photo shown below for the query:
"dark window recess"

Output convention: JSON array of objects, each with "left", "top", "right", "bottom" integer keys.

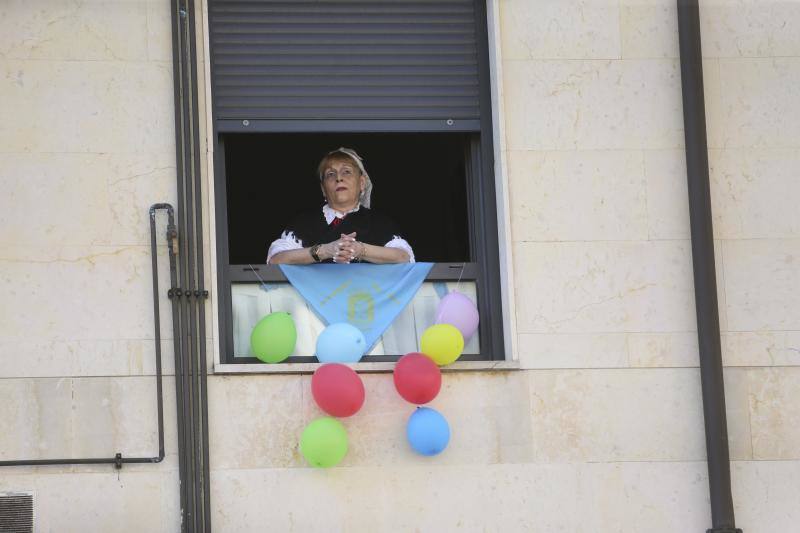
[{"left": 225, "top": 132, "right": 470, "bottom": 264}]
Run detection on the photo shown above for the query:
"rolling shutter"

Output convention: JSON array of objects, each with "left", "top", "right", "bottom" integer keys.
[{"left": 208, "top": 0, "right": 481, "bottom": 130}]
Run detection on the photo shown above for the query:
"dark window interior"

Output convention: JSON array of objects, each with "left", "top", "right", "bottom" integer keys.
[{"left": 224, "top": 133, "right": 471, "bottom": 264}]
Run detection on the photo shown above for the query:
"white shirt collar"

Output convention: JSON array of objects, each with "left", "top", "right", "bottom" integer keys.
[{"left": 322, "top": 203, "right": 360, "bottom": 225}]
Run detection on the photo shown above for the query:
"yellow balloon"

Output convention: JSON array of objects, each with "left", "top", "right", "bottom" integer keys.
[{"left": 420, "top": 324, "right": 464, "bottom": 366}]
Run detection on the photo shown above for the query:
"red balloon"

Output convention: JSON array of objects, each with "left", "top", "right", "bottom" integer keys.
[
  {"left": 311, "top": 363, "right": 365, "bottom": 417},
  {"left": 393, "top": 353, "right": 442, "bottom": 405}
]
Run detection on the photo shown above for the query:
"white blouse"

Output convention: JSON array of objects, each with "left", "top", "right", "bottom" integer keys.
[{"left": 266, "top": 204, "right": 415, "bottom": 264}]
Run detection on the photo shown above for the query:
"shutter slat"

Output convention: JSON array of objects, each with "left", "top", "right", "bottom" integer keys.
[
  {"left": 211, "top": 14, "right": 474, "bottom": 23},
  {"left": 212, "top": 5, "right": 473, "bottom": 15},
  {"left": 209, "top": 0, "right": 481, "bottom": 125},
  {"left": 213, "top": 36, "right": 476, "bottom": 45},
  {"left": 213, "top": 65, "right": 479, "bottom": 76},
  {"left": 212, "top": 24, "right": 474, "bottom": 35},
  {"left": 213, "top": 44, "right": 478, "bottom": 55},
  {"left": 213, "top": 57, "right": 477, "bottom": 67},
  {"left": 215, "top": 77, "right": 477, "bottom": 88},
  {"left": 212, "top": 0, "right": 473, "bottom": 8},
  {"left": 217, "top": 86, "right": 479, "bottom": 97},
  {"left": 215, "top": 108, "right": 479, "bottom": 119},
  {"left": 218, "top": 96, "right": 478, "bottom": 106}
]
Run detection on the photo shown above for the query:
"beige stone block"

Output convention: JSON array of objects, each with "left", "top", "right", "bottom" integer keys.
[
  {"left": 0, "top": 375, "right": 177, "bottom": 472},
  {"left": 422, "top": 372, "right": 532, "bottom": 464},
  {"left": 0, "top": 378, "right": 73, "bottom": 460},
  {"left": 207, "top": 375, "right": 305, "bottom": 469},
  {"left": 700, "top": 1, "right": 800, "bottom": 58},
  {"left": 620, "top": 0, "right": 679, "bottom": 59},
  {"left": 499, "top": 0, "right": 620, "bottom": 60},
  {"left": 211, "top": 468, "right": 350, "bottom": 532},
  {"left": 308, "top": 372, "right": 411, "bottom": 468},
  {"left": 722, "top": 239, "right": 800, "bottom": 331},
  {"left": 0, "top": 153, "right": 107, "bottom": 245},
  {"left": 70, "top": 377, "right": 178, "bottom": 474},
  {"left": 513, "top": 241, "right": 696, "bottom": 334},
  {"left": 0, "top": 245, "right": 173, "bottom": 341},
  {"left": 626, "top": 247, "right": 726, "bottom": 364},
  {"left": 723, "top": 330, "right": 800, "bottom": 367},
  {"left": 644, "top": 137, "right": 729, "bottom": 227},
  {"left": 381, "top": 463, "right": 580, "bottom": 532},
  {"left": 0, "top": 59, "right": 174, "bottom": 154},
  {"left": 0, "top": 339, "right": 75, "bottom": 378},
  {"left": 105, "top": 154, "right": 179, "bottom": 245},
  {"left": 502, "top": 59, "right": 684, "bottom": 151},
  {"left": 786, "top": 331, "right": 800, "bottom": 363},
  {"left": 719, "top": 58, "right": 800, "bottom": 149},
  {"left": 126, "top": 333, "right": 183, "bottom": 378},
  {"left": 211, "top": 464, "right": 580, "bottom": 532},
  {"left": 0, "top": 339, "right": 176, "bottom": 378},
  {"left": 703, "top": 57, "right": 725, "bottom": 150},
  {"left": 723, "top": 367, "right": 753, "bottom": 460},
  {"left": 732, "top": 460, "right": 800, "bottom": 533},
  {"left": 518, "top": 333, "right": 629, "bottom": 369},
  {"left": 529, "top": 369, "right": 706, "bottom": 461},
  {"left": 747, "top": 367, "right": 800, "bottom": 460},
  {"left": 147, "top": 0, "right": 177, "bottom": 62},
  {"left": 0, "top": 471, "right": 179, "bottom": 533},
  {"left": 314, "top": 371, "right": 532, "bottom": 467},
  {"left": 643, "top": 149, "right": 690, "bottom": 239},
  {"left": 715, "top": 239, "right": 730, "bottom": 333},
  {"left": 71, "top": 377, "right": 162, "bottom": 459},
  {"left": 577, "top": 461, "right": 710, "bottom": 533},
  {"left": 710, "top": 149, "right": 800, "bottom": 239},
  {"left": 0, "top": 0, "right": 148, "bottom": 61},
  {"left": 507, "top": 150, "right": 648, "bottom": 241},
  {"left": 627, "top": 331, "right": 699, "bottom": 367},
  {"left": 210, "top": 372, "right": 531, "bottom": 470},
  {"left": 0, "top": 152, "right": 177, "bottom": 247}
]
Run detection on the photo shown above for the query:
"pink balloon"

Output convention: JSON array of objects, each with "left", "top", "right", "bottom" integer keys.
[{"left": 435, "top": 291, "right": 479, "bottom": 341}]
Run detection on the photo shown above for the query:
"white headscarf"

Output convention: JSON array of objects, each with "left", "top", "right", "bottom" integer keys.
[{"left": 322, "top": 147, "right": 373, "bottom": 208}]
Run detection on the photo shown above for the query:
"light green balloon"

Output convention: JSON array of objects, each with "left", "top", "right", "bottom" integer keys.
[
  {"left": 250, "top": 312, "right": 296, "bottom": 363},
  {"left": 300, "top": 417, "right": 348, "bottom": 468}
]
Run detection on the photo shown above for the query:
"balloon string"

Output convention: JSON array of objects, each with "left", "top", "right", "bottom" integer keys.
[
  {"left": 455, "top": 262, "right": 465, "bottom": 293},
  {"left": 435, "top": 262, "right": 466, "bottom": 324},
  {"left": 248, "top": 263, "right": 269, "bottom": 289}
]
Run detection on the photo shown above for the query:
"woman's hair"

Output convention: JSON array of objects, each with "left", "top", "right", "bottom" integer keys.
[
  {"left": 317, "top": 147, "right": 373, "bottom": 208},
  {"left": 317, "top": 151, "right": 362, "bottom": 180}
]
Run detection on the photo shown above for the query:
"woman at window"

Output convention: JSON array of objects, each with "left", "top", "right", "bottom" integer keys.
[{"left": 267, "top": 147, "right": 414, "bottom": 265}]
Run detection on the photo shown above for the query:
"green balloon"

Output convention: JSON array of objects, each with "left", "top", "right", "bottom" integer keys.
[
  {"left": 250, "top": 312, "right": 296, "bottom": 363},
  {"left": 300, "top": 417, "right": 348, "bottom": 468}
]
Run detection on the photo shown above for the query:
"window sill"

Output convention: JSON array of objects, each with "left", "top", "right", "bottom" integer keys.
[{"left": 212, "top": 359, "right": 520, "bottom": 375}]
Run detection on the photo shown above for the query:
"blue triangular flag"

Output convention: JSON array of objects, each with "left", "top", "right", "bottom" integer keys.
[{"left": 279, "top": 263, "right": 433, "bottom": 353}]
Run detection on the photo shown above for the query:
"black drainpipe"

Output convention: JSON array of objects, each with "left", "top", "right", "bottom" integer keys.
[
  {"left": 170, "top": 0, "right": 211, "bottom": 531},
  {"left": 677, "top": 2, "right": 742, "bottom": 532}
]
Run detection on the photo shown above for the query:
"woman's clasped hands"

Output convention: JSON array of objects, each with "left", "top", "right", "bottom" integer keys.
[{"left": 325, "top": 232, "right": 366, "bottom": 264}]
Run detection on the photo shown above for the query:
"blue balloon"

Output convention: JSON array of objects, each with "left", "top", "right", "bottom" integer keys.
[
  {"left": 316, "top": 323, "right": 366, "bottom": 363},
  {"left": 406, "top": 407, "right": 450, "bottom": 456}
]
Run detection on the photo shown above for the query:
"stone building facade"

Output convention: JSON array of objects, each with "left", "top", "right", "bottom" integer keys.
[{"left": 1, "top": 1, "right": 799, "bottom": 531}]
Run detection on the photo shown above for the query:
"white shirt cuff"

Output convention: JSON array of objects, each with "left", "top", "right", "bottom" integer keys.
[
  {"left": 385, "top": 236, "right": 415, "bottom": 263},
  {"left": 266, "top": 231, "right": 303, "bottom": 264}
]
